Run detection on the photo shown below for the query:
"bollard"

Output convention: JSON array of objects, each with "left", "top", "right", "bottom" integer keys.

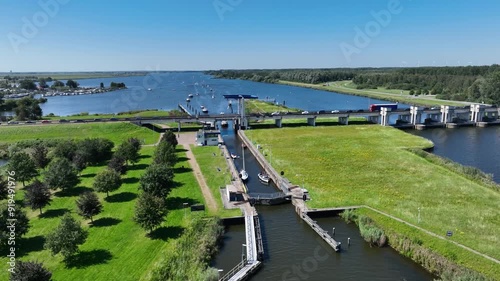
[
  {"left": 332, "top": 227, "right": 335, "bottom": 235},
  {"left": 348, "top": 237, "right": 351, "bottom": 246}
]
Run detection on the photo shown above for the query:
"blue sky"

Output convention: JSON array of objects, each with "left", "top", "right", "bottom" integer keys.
[{"left": 1, "top": 0, "right": 499, "bottom": 71}]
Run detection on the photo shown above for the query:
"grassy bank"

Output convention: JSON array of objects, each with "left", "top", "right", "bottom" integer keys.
[
  {"left": 245, "top": 99, "right": 298, "bottom": 114},
  {"left": 44, "top": 109, "right": 185, "bottom": 120},
  {"left": 0, "top": 123, "right": 159, "bottom": 146},
  {"left": 191, "top": 146, "right": 242, "bottom": 218},
  {"left": 245, "top": 125, "right": 499, "bottom": 278},
  {"left": 279, "top": 80, "right": 469, "bottom": 107},
  {"left": 249, "top": 117, "right": 369, "bottom": 128},
  {"left": 0, "top": 145, "right": 213, "bottom": 280}
]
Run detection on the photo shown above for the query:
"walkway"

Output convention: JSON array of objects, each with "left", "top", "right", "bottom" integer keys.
[{"left": 177, "top": 132, "right": 217, "bottom": 213}]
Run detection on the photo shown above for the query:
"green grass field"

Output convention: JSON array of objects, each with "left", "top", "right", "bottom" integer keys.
[
  {"left": 245, "top": 125, "right": 500, "bottom": 278},
  {"left": 0, "top": 145, "right": 211, "bottom": 281},
  {"left": 245, "top": 100, "right": 298, "bottom": 114},
  {"left": 279, "top": 80, "right": 469, "bottom": 107},
  {"left": 44, "top": 110, "right": 186, "bottom": 120},
  {"left": 249, "top": 117, "right": 368, "bottom": 127},
  {"left": 0, "top": 123, "right": 160, "bottom": 145},
  {"left": 191, "top": 146, "right": 243, "bottom": 218}
]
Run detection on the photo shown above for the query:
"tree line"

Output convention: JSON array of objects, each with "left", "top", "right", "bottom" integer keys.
[{"left": 208, "top": 65, "right": 500, "bottom": 105}]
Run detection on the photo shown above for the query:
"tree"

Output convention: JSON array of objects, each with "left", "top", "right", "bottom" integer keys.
[
  {"left": 0, "top": 176, "right": 7, "bottom": 200},
  {"left": 71, "top": 152, "right": 87, "bottom": 175},
  {"left": 108, "top": 155, "right": 126, "bottom": 174},
  {"left": 134, "top": 192, "right": 166, "bottom": 233},
  {"left": 0, "top": 204, "right": 30, "bottom": 247},
  {"left": 138, "top": 164, "right": 174, "bottom": 198},
  {"left": 115, "top": 140, "right": 140, "bottom": 166},
  {"left": 38, "top": 78, "right": 48, "bottom": 89},
  {"left": 161, "top": 130, "right": 178, "bottom": 147},
  {"left": 51, "top": 80, "right": 64, "bottom": 89},
  {"left": 409, "top": 89, "right": 415, "bottom": 95},
  {"left": 25, "top": 180, "right": 52, "bottom": 215},
  {"left": 128, "top": 137, "right": 142, "bottom": 152},
  {"left": 44, "top": 158, "right": 80, "bottom": 191},
  {"left": 93, "top": 169, "right": 122, "bottom": 198},
  {"left": 19, "top": 79, "right": 36, "bottom": 90},
  {"left": 76, "top": 192, "right": 102, "bottom": 223},
  {"left": 53, "top": 140, "right": 77, "bottom": 161},
  {"left": 44, "top": 214, "right": 87, "bottom": 259},
  {"left": 66, "top": 79, "right": 79, "bottom": 89},
  {"left": 9, "top": 261, "right": 52, "bottom": 281},
  {"left": 32, "top": 144, "right": 50, "bottom": 169},
  {"left": 99, "top": 82, "right": 104, "bottom": 88},
  {"left": 8, "top": 152, "right": 38, "bottom": 187},
  {"left": 14, "top": 98, "right": 43, "bottom": 121},
  {"left": 153, "top": 141, "right": 177, "bottom": 166}
]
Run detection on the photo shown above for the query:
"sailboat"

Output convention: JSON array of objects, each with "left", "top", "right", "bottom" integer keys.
[{"left": 239, "top": 145, "right": 248, "bottom": 181}]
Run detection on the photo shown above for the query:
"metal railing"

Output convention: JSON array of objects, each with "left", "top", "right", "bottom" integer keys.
[{"left": 219, "top": 258, "right": 247, "bottom": 281}]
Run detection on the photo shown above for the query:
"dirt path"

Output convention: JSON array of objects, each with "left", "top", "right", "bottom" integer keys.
[{"left": 177, "top": 132, "right": 217, "bottom": 212}]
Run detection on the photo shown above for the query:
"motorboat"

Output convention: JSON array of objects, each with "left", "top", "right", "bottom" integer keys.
[
  {"left": 202, "top": 107, "right": 208, "bottom": 113},
  {"left": 258, "top": 172, "right": 270, "bottom": 184},
  {"left": 147, "top": 88, "right": 152, "bottom": 91},
  {"left": 188, "top": 94, "right": 194, "bottom": 98},
  {"left": 230, "top": 153, "right": 239, "bottom": 159},
  {"left": 186, "top": 98, "right": 191, "bottom": 102},
  {"left": 240, "top": 169, "right": 249, "bottom": 181},
  {"left": 221, "top": 120, "right": 228, "bottom": 127}
]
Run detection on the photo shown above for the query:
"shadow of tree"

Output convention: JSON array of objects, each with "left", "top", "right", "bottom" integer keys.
[
  {"left": 148, "top": 226, "right": 184, "bottom": 241},
  {"left": 105, "top": 192, "right": 137, "bottom": 203},
  {"left": 80, "top": 173, "right": 96, "bottom": 178},
  {"left": 65, "top": 249, "right": 113, "bottom": 268},
  {"left": 17, "top": 235, "right": 45, "bottom": 257},
  {"left": 165, "top": 196, "right": 199, "bottom": 210},
  {"left": 175, "top": 148, "right": 188, "bottom": 153},
  {"left": 40, "top": 208, "right": 69, "bottom": 219},
  {"left": 55, "top": 186, "right": 93, "bottom": 197},
  {"left": 139, "top": 154, "right": 151, "bottom": 159},
  {"left": 122, "top": 177, "right": 139, "bottom": 184},
  {"left": 171, "top": 181, "right": 184, "bottom": 189},
  {"left": 127, "top": 163, "right": 148, "bottom": 171},
  {"left": 173, "top": 166, "right": 192, "bottom": 174},
  {"left": 92, "top": 217, "right": 121, "bottom": 227},
  {"left": 177, "top": 157, "right": 189, "bottom": 162}
]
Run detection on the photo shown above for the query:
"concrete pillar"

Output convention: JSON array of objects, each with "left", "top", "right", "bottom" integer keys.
[
  {"left": 339, "top": 116, "right": 349, "bottom": 125},
  {"left": 470, "top": 104, "right": 485, "bottom": 122},
  {"left": 177, "top": 121, "right": 181, "bottom": 132},
  {"left": 307, "top": 117, "right": 316, "bottom": 126},
  {"left": 275, "top": 118, "right": 282, "bottom": 128},
  {"left": 380, "top": 107, "right": 391, "bottom": 126},
  {"left": 410, "top": 106, "right": 422, "bottom": 125}
]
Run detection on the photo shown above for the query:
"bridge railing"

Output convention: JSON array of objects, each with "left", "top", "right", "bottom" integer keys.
[{"left": 219, "top": 258, "right": 247, "bottom": 281}]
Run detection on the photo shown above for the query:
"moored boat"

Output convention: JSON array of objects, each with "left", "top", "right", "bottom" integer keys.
[
  {"left": 258, "top": 172, "right": 270, "bottom": 184},
  {"left": 240, "top": 170, "right": 249, "bottom": 181}
]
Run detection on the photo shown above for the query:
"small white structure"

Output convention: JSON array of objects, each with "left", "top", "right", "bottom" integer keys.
[{"left": 195, "top": 129, "right": 221, "bottom": 146}]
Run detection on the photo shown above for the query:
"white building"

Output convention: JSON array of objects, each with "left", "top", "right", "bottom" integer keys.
[{"left": 195, "top": 129, "right": 221, "bottom": 146}]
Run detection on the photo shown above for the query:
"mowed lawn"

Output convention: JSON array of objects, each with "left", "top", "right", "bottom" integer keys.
[
  {"left": 0, "top": 146, "right": 209, "bottom": 281},
  {"left": 191, "top": 146, "right": 243, "bottom": 218},
  {"left": 0, "top": 123, "right": 159, "bottom": 145},
  {"left": 245, "top": 125, "right": 500, "bottom": 261}
]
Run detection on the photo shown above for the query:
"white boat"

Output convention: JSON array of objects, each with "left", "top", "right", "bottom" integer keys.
[
  {"left": 188, "top": 94, "right": 194, "bottom": 98},
  {"left": 258, "top": 172, "right": 270, "bottom": 184},
  {"left": 202, "top": 107, "right": 208, "bottom": 113},
  {"left": 147, "top": 88, "right": 152, "bottom": 91},
  {"left": 240, "top": 170, "right": 249, "bottom": 181},
  {"left": 231, "top": 153, "right": 239, "bottom": 159},
  {"left": 200, "top": 105, "right": 205, "bottom": 109},
  {"left": 221, "top": 120, "right": 228, "bottom": 127},
  {"left": 186, "top": 98, "right": 191, "bottom": 102}
]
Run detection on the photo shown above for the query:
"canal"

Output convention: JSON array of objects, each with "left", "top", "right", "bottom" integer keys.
[{"left": 212, "top": 125, "right": 435, "bottom": 280}]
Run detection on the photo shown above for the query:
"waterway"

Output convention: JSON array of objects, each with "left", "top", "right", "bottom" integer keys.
[
  {"left": 39, "top": 72, "right": 396, "bottom": 116},
  {"left": 212, "top": 125, "right": 434, "bottom": 280},
  {"left": 410, "top": 126, "right": 500, "bottom": 183}
]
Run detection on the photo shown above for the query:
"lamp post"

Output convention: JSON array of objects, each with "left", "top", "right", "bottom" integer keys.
[{"left": 241, "top": 244, "right": 247, "bottom": 263}]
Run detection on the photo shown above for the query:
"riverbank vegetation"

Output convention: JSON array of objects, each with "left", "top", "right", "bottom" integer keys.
[
  {"left": 44, "top": 109, "right": 186, "bottom": 120},
  {"left": 245, "top": 125, "right": 500, "bottom": 279},
  {"left": 208, "top": 65, "right": 500, "bottom": 105},
  {"left": 245, "top": 99, "right": 298, "bottom": 115}
]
